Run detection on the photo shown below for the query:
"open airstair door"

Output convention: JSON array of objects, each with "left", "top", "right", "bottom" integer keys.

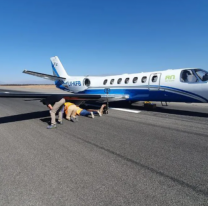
[{"left": 148, "top": 73, "right": 161, "bottom": 90}]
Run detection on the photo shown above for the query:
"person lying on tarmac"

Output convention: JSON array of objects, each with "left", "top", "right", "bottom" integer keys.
[
  {"left": 85, "top": 104, "right": 106, "bottom": 116},
  {"left": 69, "top": 104, "right": 106, "bottom": 122},
  {"left": 41, "top": 95, "right": 66, "bottom": 129}
]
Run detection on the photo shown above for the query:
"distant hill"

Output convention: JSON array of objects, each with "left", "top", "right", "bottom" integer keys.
[{"left": 0, "top": 79, "right": 53, "bottom": 85}]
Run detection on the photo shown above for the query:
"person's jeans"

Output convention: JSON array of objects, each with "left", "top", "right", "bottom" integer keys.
[{"left": 80, "top": 109, "right": 91, "bottom": 116}]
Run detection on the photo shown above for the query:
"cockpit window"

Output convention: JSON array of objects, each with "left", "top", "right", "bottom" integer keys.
[
  {"left": 194, "top": 69, "right": 208, "bottom": 81},
  {"left": 181, "top": 70, "right": 198, "bottom": 83}
]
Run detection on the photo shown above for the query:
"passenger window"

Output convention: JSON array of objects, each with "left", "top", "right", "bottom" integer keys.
[
  {"left": 125, "top": 78, "right": 129, "bottom": 84},
  {"left": 103, "top": 79, "right": 107, "bottom": 85},
  {"left": 181, "top": 70, "right": 198, "bottom": 83},
  {"left": 152, "top": 75, "right": 158, "bottom": 82},
  {"left": 117, "top": 78, "right": 122, "bottom": 84},
  {"left": 194, "top": 69, "right": 208, "bottom": 81},
  {"left": 110, "top": 79, "right": 114, "bottom": 85},
  {"left": 141, "top": 76, "right": 147, "bottom": 83},
  {"left": 133, "top": 77, "right": 138, "bottom": 83}
]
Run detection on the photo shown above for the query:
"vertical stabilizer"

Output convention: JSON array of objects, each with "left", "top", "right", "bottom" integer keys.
[{"left": 50, "top": 56, "right": 69, "bottom": 78}]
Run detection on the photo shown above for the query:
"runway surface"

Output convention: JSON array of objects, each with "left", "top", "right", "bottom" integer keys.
[{"left": 0, "top": 89, "right": 208, "bottom": 205}]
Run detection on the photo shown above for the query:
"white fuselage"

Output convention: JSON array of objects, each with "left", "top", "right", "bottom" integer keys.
[{"left": 55, "top": 68, "right": 208, "bottom": 103}]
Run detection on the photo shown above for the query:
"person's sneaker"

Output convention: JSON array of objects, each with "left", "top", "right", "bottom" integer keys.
[
  {"left": 71, "top": 116, "right": 76, "bottom": 122},
  {"left": 66, "top": 117, "right": 71, "bottom": 121},
  {"left": 47, "top": 124, "right": 57, "bottom": 129},
  {"left": 57, "top": 120, "right": 63, "bottom": 125},
  {"left": 97, "top": 111, "right": 102, "bottom": 116},
  {"left": 90, "top": 112, "right": 94, "bottom": 118}
]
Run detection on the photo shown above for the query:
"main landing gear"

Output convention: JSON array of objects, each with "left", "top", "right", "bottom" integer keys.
[{"left": 143, "top": 101, "right": 157, "bottom": 109}]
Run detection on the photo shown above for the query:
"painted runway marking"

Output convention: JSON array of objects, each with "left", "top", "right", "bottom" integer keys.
[
  {"left": 85, "top": 104, "right": 141, "bottom": 114},
  {"left": 109, "top": 108, "right": 141, "bottom": 113},
  {"left": 4, "top": 92, "right": 10, "bottom": 93}
]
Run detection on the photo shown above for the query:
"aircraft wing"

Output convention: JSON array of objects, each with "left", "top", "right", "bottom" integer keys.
[
  {"left": 23, "top": 70, "right": 66, "bottom": 81},
  {"left": 0, "top": 92, "right": 130, "bottom": 102},
  {"left": 0, "top": 93, "right": 101, "bottom": 100}
]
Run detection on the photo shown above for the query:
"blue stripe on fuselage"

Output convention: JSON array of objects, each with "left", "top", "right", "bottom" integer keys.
[
  {"left": 160, "top": 85, "right": 207, "bottom": 101},
  {"left": 77, "top": 87, "right": 207, "bottom": 103}
]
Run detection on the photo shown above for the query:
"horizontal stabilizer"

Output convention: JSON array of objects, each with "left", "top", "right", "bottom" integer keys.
[
  {"left": 0, "top": 93, "right": 101, "bottom": 100},
  {"left": 23, "top": 70, "right": 66, "bottom": 81}
]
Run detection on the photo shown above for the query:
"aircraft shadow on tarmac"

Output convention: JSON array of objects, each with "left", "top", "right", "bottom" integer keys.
[
  {"left": 0, "top": 105, "right": 208, "bottom": 125},
  {"left": 130, "top": 105, "right": 208, "bottom": 118},
  {"left": 0, "top": 111, "right": 49, "bottom": 124},
  {"left": 101, "top": 101, "right": 208, "bottom": 118},
  {"left": 24, "top": 99, "right": 43, "bottom": 101},
  {"left": 84, "top": 103, "right": 208, "bottom": 118}
]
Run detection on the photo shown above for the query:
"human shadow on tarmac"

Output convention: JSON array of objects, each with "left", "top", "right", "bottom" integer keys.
[
  {"left": 0, "top": 110, "right": 49, "bottom": 124},
  {"left": 40, "top": 117, "right": 51, "bottom": 125}
]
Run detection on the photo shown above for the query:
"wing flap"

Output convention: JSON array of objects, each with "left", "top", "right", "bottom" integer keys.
[{"left": 23, "top": 70, "right": 66, "bottom": 81}]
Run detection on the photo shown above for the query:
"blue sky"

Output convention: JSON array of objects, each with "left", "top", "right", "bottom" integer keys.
[{"left": 0, "top": 0, "right": 207, "bottom": 83}]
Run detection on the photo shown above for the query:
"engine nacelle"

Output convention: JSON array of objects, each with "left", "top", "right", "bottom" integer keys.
[{"left": 65, "top": 77, "right": 91, "bottom": 92}]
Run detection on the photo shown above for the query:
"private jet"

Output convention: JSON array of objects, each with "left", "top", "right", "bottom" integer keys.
[{"left": 1, "top": 56, "right": 208, "bottom": 112}]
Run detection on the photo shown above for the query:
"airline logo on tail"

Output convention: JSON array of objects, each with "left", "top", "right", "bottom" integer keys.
[{"left": 50, "top": 56, "right": 69, "bottom": 78}]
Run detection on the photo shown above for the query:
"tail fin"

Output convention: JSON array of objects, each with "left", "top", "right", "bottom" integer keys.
[{"left": 50, "top": 56, "right": 69, "bottom": 78}]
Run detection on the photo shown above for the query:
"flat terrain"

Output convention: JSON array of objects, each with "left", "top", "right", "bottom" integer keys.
[
  {"left": 0, "top": 85, "right": 68, "bottom": 94},
  {"left": 0, "top": 87, "right": 208, "bottom": 206}
]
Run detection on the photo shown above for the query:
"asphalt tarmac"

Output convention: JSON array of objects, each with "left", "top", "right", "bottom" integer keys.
[{"left": 0, "top": 89, "right": 208, "bottom": 206}]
